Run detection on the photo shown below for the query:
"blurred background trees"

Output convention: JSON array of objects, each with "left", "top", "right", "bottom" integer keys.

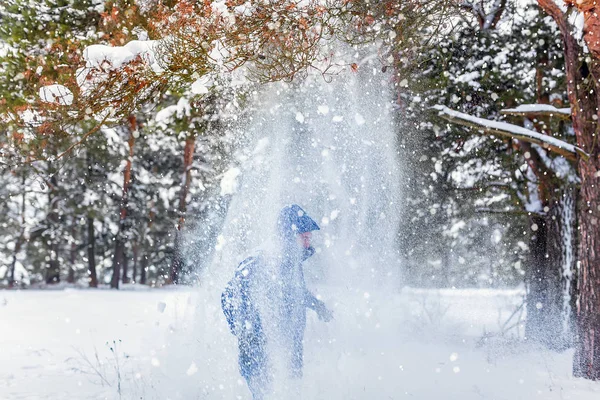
[{"left": 0, "top": 0, "right": 577, "bottom": 290}]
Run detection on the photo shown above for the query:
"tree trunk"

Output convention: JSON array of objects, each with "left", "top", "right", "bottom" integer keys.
[
  {"left": 122, "top": 251, "right": 130, "bottom": 284},
  {"left": 132, "top": 242, "right": 139, "bottom": 284},
  {"left": 547, "top": 186, "right": 578, "bottom": 349},
  {"left": 574, "top": 156, "right": 600, "bottom": 378},
  {"left": 168, "top": 135, "right": 196, "bottom": 284},
  {"left": 517, "top": 136, "right": 575, "bottom": 349},
  {"left": 111, "top": 119, "right": 136, "bottom": 289},
  {"left": 9, "top": 232, "right": 24, "bottom": 288},
  {"left": 538, "top": 0, "right": 600, "bottom": 379},
  {"left": 525, "top": 190, "right": 577, "bottom": 350},
  {"left": 8, "top": 248, "right": 18, "bottom": 287},
  {"left": 9, "top": 173, "right": 27, "bottom": 287},
  {"left": 45, "top": 171, "right": 60, "bottom": 284},
  {"left": 139, "top": 205, "right": 154, "bottom": 286},
  {"left": 68, "top": 247, "right": 76, "bottom": 283},
  {"left": 67, "top": 223, "right": 77, "bottom": 284},
  {"left": 525, "top": 214, "right": 549, "bottom": 343},
  {"left": 441, "top": 249, "right": 450, "bottom": 287},
  {"left": 140, "top": 254, "right": 148, "bottom": 285},
  {"left": 567, "top": 0, "right": 600, "bottom": 61},
  {"left": 111, "top": 239, "right": 125, "bottom": 289},
  {"left": 520, "top": 55, "right": 575, "bottom": 349},
  {"left": 87, "top": 216, "right": 98, "bottom": 288}
]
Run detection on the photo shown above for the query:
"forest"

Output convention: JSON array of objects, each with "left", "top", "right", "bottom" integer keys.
[{"left": 3, "top": 0, "right": 600, "bottom": 397}]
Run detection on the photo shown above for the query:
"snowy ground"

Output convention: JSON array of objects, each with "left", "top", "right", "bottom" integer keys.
[{"left": 1, "top": 286, "right": 599, "bottom": 400}]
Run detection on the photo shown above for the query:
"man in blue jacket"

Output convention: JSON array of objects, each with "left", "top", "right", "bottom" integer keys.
[{"left": 222, "top": 204, "right": 333, "bottom": 399}]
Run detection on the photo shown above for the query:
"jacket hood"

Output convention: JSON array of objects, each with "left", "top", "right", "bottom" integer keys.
[{"left": 277, "top": 204, "right": 320, "bottom": 242}]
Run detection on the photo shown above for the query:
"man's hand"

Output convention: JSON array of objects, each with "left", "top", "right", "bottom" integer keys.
[{"left": 317, "top": 303, "right": 334, "bottom": 322}]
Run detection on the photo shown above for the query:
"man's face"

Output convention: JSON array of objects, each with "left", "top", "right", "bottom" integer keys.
[{"left": 297, "top": 232, "right": 312, "bottom": 249}]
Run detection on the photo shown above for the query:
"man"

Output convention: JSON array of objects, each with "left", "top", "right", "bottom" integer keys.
[{"left": 221, "top": 204, "right": 333, "bottom": 399}]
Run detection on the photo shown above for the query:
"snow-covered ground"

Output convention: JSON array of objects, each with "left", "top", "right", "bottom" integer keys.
[{"left": 1, "top": 286, "right": 599, "bottom": 399}]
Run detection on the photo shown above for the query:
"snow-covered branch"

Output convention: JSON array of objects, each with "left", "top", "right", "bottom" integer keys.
[
  {"left": 474, "top": 207, "right": 538, "bottom": 216},
  {"left": 483, "top": 0, "right": 507, "bottom": 30},
  {"left": 459, "top": 0, "right": 507, "bottom": 30},
  {"left": 500, "top": 104, "right": 571, "bottom": 120},
  {"left": 432, "top": 105, "right": 588, "bottom": 161}
]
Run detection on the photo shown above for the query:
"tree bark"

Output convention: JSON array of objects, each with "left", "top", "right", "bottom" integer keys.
[
  {"left": 111, "top": 117, "right": 137, "bottom": 289},
  {"left": 87, "top": 216, "right": 98, "bottom": 288},
  {"left": 565, "top": 0, "right": 600, "bottom": 60},
  {"left": 538, "top": 0, "right": 600, "bottom": 379},
  {"left": 168, "top": 134, "right": 196, "bottom": 284},
  {"left": 574, "top": 154, "right": 600, "bottom": 378}
]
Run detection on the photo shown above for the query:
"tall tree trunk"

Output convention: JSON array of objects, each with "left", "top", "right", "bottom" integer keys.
[
  {"left": 132, "top": 242, "right": 139, "bottom": 284},
  {"left": 574, "top": 151, "right": 600, "bottom": 378},
  {"left": 517, "top": 139, "right": 575, "bottom": 349},
  {"left": 521, "top": 53, "right": 575, "bottom": 349},
  {"left": 169, "top": 135, "right": 196, "bottom": 284},
  {"left": 9, "top": 173, "right": 27, "bottom": 287},
  {"left": 122, "top": 251, "right": 130, "bottom": 284},
  {"left": 525, "top": 214, "right": 549, "bottom": 343},
  {"left": 140, "top": 254, "right": 148, "bottom": 285},
  {"left": 87, "top": 216, "right": 98, "bottom": 288},
  {"left": 8, "top": 173, "right": 27, "bottom": 287},
  {"left": 538, "top": 0, "right": 600, "bottom": 379},
  {"left": 525, "top": 193, "right": 576, "bottom": 350},
  {"left": 441, "top": 249, "right": 450, "bottom": 287},
  {"left": 111, "top": 118, "right": 136, "bottom": 289},
  {"left": 67, "top": 223, "right": 77, "bottom": 284},
  {"left": 45, "top": 170, "right": 60, "bottom": 284},
  {"left": 547, "top": 186, "right": 578, "bottom": 349},
  {"left": 139, "top": 206, "right": 154, "bottom": 286},
  {"left": 170, "top": 232, "right": 184, "bottom": 284},
  {"left": 9, "top": 231, "right": 25, "bottom": 287},
  {"left": 111, "top": 241, "right": 126, "bottom": 289},
  {"left": 68, "top": 248, "right": 76, "bottom": 283}
]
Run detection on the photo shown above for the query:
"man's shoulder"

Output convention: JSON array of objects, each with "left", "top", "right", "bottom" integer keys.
[{"left": 235, "top": 250, "right": 266, "bottom": 276}]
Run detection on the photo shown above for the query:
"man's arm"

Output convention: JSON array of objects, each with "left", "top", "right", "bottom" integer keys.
[{"left": 304, "top": 290, "right": 333, "bottom": 322}]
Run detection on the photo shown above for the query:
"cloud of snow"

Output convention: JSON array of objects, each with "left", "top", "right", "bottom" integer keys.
[
  {"left": 191, "top": 75, "right": 213, "bottom": 95},
  {"left": 220, "top": 167, "right": 241, "bottom": 196}
]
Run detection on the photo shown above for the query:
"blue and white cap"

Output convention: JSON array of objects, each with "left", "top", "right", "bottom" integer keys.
[{"left": 277, "top": 204, "right": 320, "bottom": 237}]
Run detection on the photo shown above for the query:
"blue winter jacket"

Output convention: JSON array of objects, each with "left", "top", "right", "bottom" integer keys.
[{"left": 221, "top": 205, "right": 324, "bottom": 339}]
